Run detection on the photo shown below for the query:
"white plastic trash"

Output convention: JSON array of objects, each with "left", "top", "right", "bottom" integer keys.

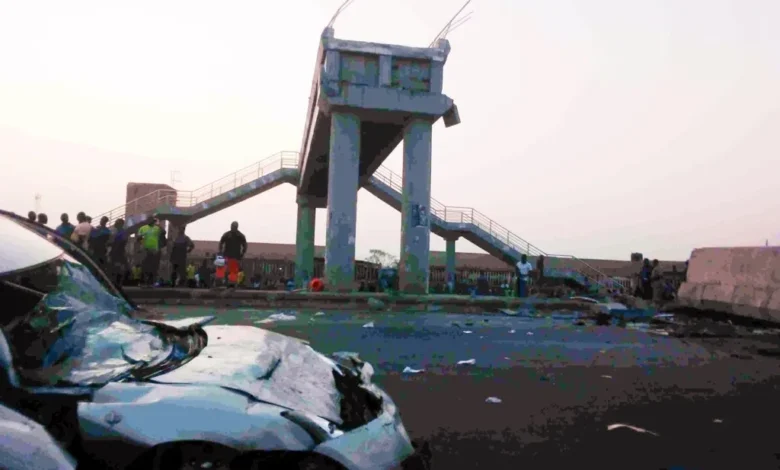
[
  {"left": 362, "top": 322, "right": 375, "bottom": 328},
  {"left": 457, "top": 359, "right": 476, "bottom": 365},
  {"left": 402, "top": 366, "right": 425, "bottom": 374},
  {"left": 485, "top": 397, "right": 502, "bottom": 404}
]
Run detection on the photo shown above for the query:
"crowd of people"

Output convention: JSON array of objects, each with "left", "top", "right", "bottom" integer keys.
[
  {"left": 25, "top": 209, "right": 251, "bottom": 289},
  {"left": 633, "top": 258, "right": 687, "bottom": 305}
]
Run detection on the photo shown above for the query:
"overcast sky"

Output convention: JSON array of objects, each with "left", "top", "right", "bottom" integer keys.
[{"left": 1, "top": 0, "right": 778, "bottom": 262}]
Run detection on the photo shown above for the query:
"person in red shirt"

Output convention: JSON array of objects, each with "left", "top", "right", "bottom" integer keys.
[{"left": 218, "top": 221, "right": 247, "bottom": 287}]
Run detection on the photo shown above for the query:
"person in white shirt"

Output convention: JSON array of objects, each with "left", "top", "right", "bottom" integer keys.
[{"left": 515, "top": 254, "right": 534, "bottom": 298}]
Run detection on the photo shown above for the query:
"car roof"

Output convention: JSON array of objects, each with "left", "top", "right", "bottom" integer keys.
[{"left": 0, "top": 213, "right": 64, "bottom": 276}]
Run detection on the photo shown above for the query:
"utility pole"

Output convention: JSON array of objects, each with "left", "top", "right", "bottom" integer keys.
[{"left": 170, "top": 170, "right": 181, "bottom": 188}]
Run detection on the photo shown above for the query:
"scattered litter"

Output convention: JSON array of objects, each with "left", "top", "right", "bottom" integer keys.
[
  {"left": 713, "top": 419, "right": 723, "bottom": 424},
  {"left": 463, "top": 330, "right": 473, "bottom": 334},
  {"left": 526, "top": 332, "right": 534, "bottom": 336},
  {"left": 457, "top": 359, "right": 477, "bottom": 365},
  {"left": 266, "top": 313, "right": 297, "bottom": 322},
  {"left": 607, "top": 423, "right": 659, "bottom": 436},
  {"left": 730, "top": 352, "right": 753, "bottom": 360},
  {"left": 648, "top": 329, "right": 670, "bottom": 336},
  {"left": 362, "top": 322, "right": 375, "bottom": 328},
  {"left": 509, "top": 329, "right": 516, "bottom": 334},
  {"left": 571, "top": 296, "right": 600, "bottom": 304},
  {"left": 504, "top": 357, "right": 511, "bottom": 360},
  {"left": 601, "top": 375, "right": 613, "bottom": 379},
  {"left": 332, "top": 351, "right": 361, "bottom": 361},
  {"left": 402, "top": 366, "right": 425, "bottom": 374},
  {"left": 314, "top": 311, "right": 325, "bottom": 317},
  {"left": 485, "top": 397, "right": 502, "bottom": 404}
]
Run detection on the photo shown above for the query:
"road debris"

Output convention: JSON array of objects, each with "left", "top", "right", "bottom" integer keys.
[
  {"left": 314, "top": 311, "right": 325, "bottom": 317},
  {"left": 713, "top": 419, "right": 723, "bottom": 424},
  {"left": 362, "top": 322, "right": 375, "bottom": 328},
  {"left": 457, "top": 359, "right": 477, "bottom": 365},
  {"left": 463, "top": 330, "right": 473, "bottom": 334},
  {"left": 607, "top": 423, "right": 659, "bottom": 436},
  {"left": 255, "top": 313, "right": 297, "bottom": 324},
  {"left": 526, "top": 331, "right": 534, "bottom": 336},
  {"left": 509, "top": 329, "right": 516, "bottom": 334},
  {"left": 485, "top": 397, "right": 502, "bottom": 404},
  {"left": 601, "top": 375, "right": 613, "bottom": 379},
  {"left": 402, "top": 366, "right": 425, "bottom": 374}
]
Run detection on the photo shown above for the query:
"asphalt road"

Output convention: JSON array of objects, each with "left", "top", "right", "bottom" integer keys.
[{"left": 151, "top": 306, "right": 780, "bottom": 470}]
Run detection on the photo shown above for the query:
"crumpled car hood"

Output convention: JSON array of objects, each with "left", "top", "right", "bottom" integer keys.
[{"left": 150, "top": 324, "right": 345, "bottom": 424}]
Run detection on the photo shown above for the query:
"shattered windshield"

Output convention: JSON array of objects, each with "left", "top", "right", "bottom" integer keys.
[{"left": 1, "top": 258, "right": 172, "bottom": 386}]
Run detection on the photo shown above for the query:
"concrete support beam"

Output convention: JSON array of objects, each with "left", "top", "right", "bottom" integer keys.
[
  {"left": 398, "top": 118, "right": 433, "bottom": 294},
  {"left": 446, "top": 237, "right": 458, "bottom": 294},
  {"left": 294, "top": 195, "right": 316, "bottom": 288},
  {"left": 324, "top": 112, "right": 361, "bottom": 292}
]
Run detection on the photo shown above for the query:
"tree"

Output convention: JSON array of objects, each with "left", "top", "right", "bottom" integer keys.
[{"left": 365, "top": 249, "right": 399, "bottom": 268}]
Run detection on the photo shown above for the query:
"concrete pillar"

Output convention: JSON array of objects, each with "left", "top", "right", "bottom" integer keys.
[
  {"left": 445, "top": 237, "right": 457, "bottom": 293},
  {"left": 294, "top": 195, "right": 316, "bottom": 288},
  {"left": 398, "top": 118, "right": 433, "bottom": 294},
  {"left": 324, "top": 112, "right": 361, "bottom": 292}
]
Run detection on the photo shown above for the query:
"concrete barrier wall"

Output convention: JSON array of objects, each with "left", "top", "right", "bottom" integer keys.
[{"left": 677, "top": 247, "right": 780, "bottom": 323}]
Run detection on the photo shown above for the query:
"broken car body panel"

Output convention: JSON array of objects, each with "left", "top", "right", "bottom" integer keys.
[
  {"left": 152, "top": 324, "right": 344, "bottom": 424},
  {"left": 0, "top": 403, "right": 77, "bottom": 470},
  {"left": 77, "top": 382, "right": 318, "bottom": 466}
]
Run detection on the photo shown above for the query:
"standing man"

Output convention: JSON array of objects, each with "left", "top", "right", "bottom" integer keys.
[
  {"left": 650, "top": 259, "right": 664, "bottom": 305},
  {"left": 89, "top": 216, "right": 112, "bottom": 268},
  {"left": 71, "top": 212, "right": 92, "bottom": 249},
  {"left": 169, "top": 225, "right": 195, "bottom": 287},
  {"left": 109, "top": 218, "right": 129, "bottom": 286},
  {"left": 639, "top": 258, "right": 652, "bottom": 300},
  {"left": 515, "top": 254, "right": 534, "bottom": 298},
  {"left": 55, "top": 213, "right": 75, "bottom": 239},
  {"left": 137, "top": 217, "right": 163, "bottom": 287},
  {"left": 536, "top": 255, "right": 545, "bottom": 285},
  {"left": 218, "top": 221, "right": 247, "bottom": 287}
]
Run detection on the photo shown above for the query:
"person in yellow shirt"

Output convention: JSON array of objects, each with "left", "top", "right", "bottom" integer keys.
[
  {"left": 137, "top": 217, "right": 162, "bottom": 287},
  {"left": 186, "top": 263, "right": 196, "bottom": 288}
]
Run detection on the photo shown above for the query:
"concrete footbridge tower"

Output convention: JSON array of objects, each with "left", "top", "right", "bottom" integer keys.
[{"left": 296, "top": 27, "right": 461, "bottom": 293}]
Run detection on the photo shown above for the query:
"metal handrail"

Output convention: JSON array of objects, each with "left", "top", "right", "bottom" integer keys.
[
  {"left": 94, "top": 151, "right": 298, "bottom": 226},
  {"left": 95, "top": 150, "right": 622, "bottom": 288}
]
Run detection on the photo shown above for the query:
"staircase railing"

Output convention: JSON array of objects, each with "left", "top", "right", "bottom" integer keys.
[
  {"left": 371, "top": 164, "right": 622, "bottom": 288},
  {"left": 96, "top": 150, "right": 622, "bottom": 289},
  {"left": 95, "top": 151, "right": 298, "bottom": 226}
]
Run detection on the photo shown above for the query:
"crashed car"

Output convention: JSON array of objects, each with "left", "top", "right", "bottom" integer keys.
[
  {"left": 0, "top": 210, "right": 429, "bottom": 469},
  {"left": 0, "top": 402, "right": 77, "bottom": 470}
]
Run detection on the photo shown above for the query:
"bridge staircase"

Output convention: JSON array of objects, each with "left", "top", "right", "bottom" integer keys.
[{"left": 96, "top": 152, "right": 620, "bottom": 289}]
